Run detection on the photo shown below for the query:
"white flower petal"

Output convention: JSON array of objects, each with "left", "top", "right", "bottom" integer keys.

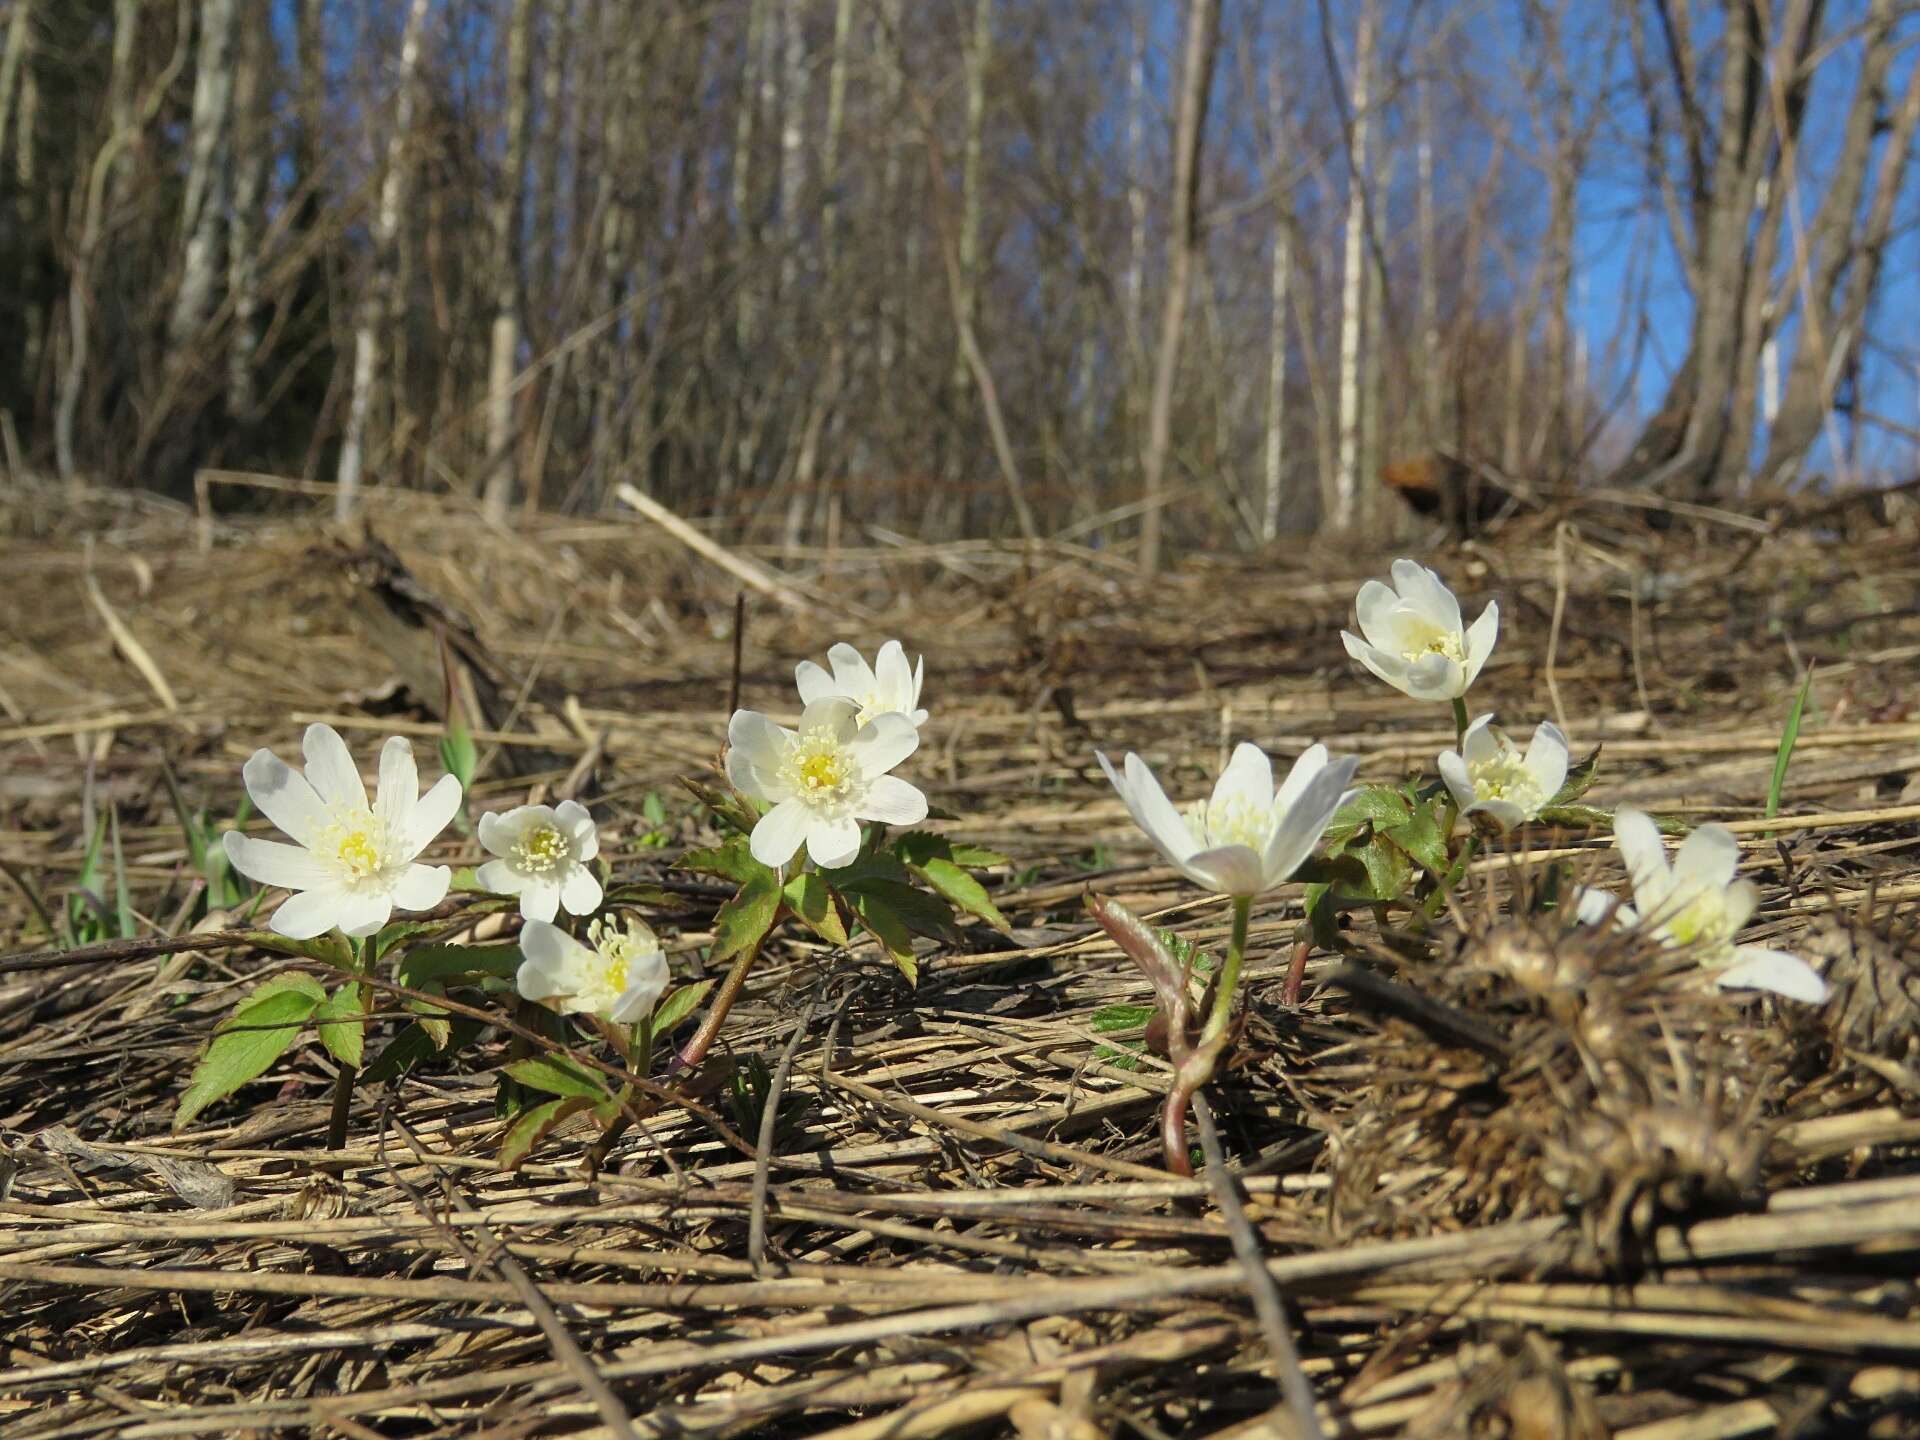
[
  {"left": 514, "top": 878, "right": 561, "bottom": 923},
  {"left": 1262, "top": 755, "right": 1359, "bottom": 885},
  {"left": 1391, "top": 559, "right": 1463, "bottom": 634},
  {"left": 302, "top": 723, "right": 367, "bottom": 811},
  {"left": 1353, "top": 579, "right": 1401, "bottom": 650},
  {"left": 1721, "top": 877, "right": 1760, "bottom": 934},
  {"left": 1462, "top": 602, "right": 1499, "bottom": 690},
  {"left": 799, "top": 696, "right": 862, "bottom": 739},
  {"left": 333, "top": 890, "right": 394, "bottom": 938},
  {"left": 1526, "top": 721, "right": 1570, "bottom": 800},
  {"left": 609, "top": 956, "right": 671, "bottom": 1024},
  {"left": 750, "top": 798, "right": 813, "bottom": 868},
  {"left": 1436, "top": 749, "right": 1475, "bottom": 811},
  {"left": 556, "top": 800, "right": 599, "bottom": 859},
  {"left": 1719, "top": 946, "right": 1829, "bottom": 1003},
  {"left": 1459, "top": 714, "right": 1500, "bottom": 764},
  {"left": 391, "top": 863, "right": 450, "bottom": 912},
  {"left": 856, "top": 774, "right": 928, "bottom": 826},
  {"left": 223, "top": 833, "right": 332, "bottom": 891},
  {"left": 875, "top": 640, "right": 915, "bottom": 709},
  {"left": 240, "top": 748, "right": 330, "bottom": 847},
  {"left": 1184, "top": 844, "right": 1267, "bottom": 896},
  {"left": 1468, "top": 797, "right": 1527, "bottom": 829},
  {"left": 1211, "top": 742, "right": 1274, "bottom": 814},
  {"left": 806, "top": 814, "right": 864, "bottom": 869},
  {"left": 1612, "top": 808, "right": 1669, "bottom": 900},
  {"left": 1120, "top": 752, "right": 1201, "bottom": 867},
  {"left": 1342, "top": 631, "right": 1414, "bottom": 694},
  {"left": 269, "top": 887, "right": 352, "bottom": 939},
  {"left": 475, "top": 858, "right": 526, "bottom": 895},
  {"left": 847, "top": 712, "right": 919, "bottom": 777},
  {"left": 403, "top": 775, "right": 463, "bottom": 859},
  {"left": 795, "top": 659, "right": 837, "bottom": 706},
  {"left": 827, "top": 643, "right": 878, "bottom": 698},
  {"left": 1402, "top": 651, "right": 1464, "bottom": 701},
  {"left": 517, "top": 920, "right": 593, "bottom": 1003},
  {"left": 1573, "top": 886, "right": 1633, "bottom": 927},
  {"left": 559, "top": 864, "right": 603, "bottom": 916},
  {"left": 374, "top": 736, "right": 419, "bottom": 837},
  {"left": 1673, "top": 823, "right": 1741, "bottom": 891},
  {"left": 728, "top": 710, "right": 791, "bottom": 771},
  {"left": 1272, "top": 744, "right": 1329, "bottom": 815}
]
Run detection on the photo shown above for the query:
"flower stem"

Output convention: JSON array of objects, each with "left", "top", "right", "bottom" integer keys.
[
  {"left": 1204, "top": 895, "right": 1253, "bottom": 1042},
  {"left": 1451, "top": 696, "right": 1470, "bottom": 747},
  {"left": 673, "top": 936, "right": 765, "bottom": 1074},
  {"left": 326, "top": 1063, "right": 356, "bottom": 1150}
]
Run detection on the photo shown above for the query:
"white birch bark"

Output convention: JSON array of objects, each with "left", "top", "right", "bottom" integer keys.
[
  {"left": 1332, "top": 0, "right": 1375, "bottom": 529},
  {"left": 167, "top": 0, "right": 238, "bottom": 356},
  {"left": 483, "top": 0, "right": 535, "bottom": 522}
]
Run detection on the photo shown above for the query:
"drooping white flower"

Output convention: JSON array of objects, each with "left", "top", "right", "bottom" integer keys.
[
  {"left": 223, "top": 723, "right": 462, "bottom": 940},
  {"left": 1575, "top": 807, "right": 1828, "bottom": 1003},
  {"left": 1341, "top": 559, "right": 1499, "bottom": 701},
  {"left": 1097, "top": 741, "right": 1359, "bottom": 898},
  {"left": 477, "top": 800, "right": 602, "bottom": 923},
  {"left": 1438, "top": 714, "right": 1569, "bottom": 828},
  {"left": 795, "top": 640, "right": 928, "bottom": 726},
  {"left": 517, "top": 915, "right": 669, "bottom": 1024},
  {"left": 726, "top": 697, "right": 928, "bottom": 869}
]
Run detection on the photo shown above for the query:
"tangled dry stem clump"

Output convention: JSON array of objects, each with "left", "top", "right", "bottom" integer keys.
[{"left": 4, "top": 478, "right": 1920, "bottom": 1434}]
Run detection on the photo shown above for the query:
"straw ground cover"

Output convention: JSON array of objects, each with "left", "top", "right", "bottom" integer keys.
[{"left": 3, "top": 478, "right": 1920, "bottom": 1436}]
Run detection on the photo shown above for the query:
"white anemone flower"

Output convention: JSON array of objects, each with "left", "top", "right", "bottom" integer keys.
[
  {"left": 1097, "top": 742, "right": 1360, "bottom": 897},
  {"left": 223, "top": 722, "right": 462, "bottom": 939},
  {"left": 516, "top": 915, "right": 669, "bottom": 1024},
  {"left": 1341, "top": 559, "right": 1499, "bottom": 701},
  {"left": 1575, "top": 807, "right": 1828, "bottom": 1003},
  {"left": 726, "top": 697, "right": 928, "bottom": 869},
  {"left": 1438, "top": 714, "right": 1569, "bottom": 828},
  {"left": 477, "top": 800, "right": 602, "bottom": 923},
  {"left": 795, "top": 640, "right": 928, "bottom": 726}
]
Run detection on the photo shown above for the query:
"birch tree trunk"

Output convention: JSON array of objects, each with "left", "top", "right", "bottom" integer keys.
[
  {"left": 952, "top": 0, "right": 992, "bottom": 397},
  {"left": 335, "top": 0, "right": 430, "bottom": 523},
  {"left": 0, "top": 0, "right": 33, "bottom": 184},
  {"left": 1416, "top": 69, "right": 1441, "bottom": 449},
  {"left": 226, "top": 5, "right": 268, "bottom": 420},
  {"left": 1262, "top": 52, "right": 1290, "bottom": 543},
  {"left": 167, "top": 0, "right": 238, "bottom": 357},
  {"left": 1137, "top": 0, "right": 1220, "bottom": 576},
  {"left": 483, "top": 0, "right": 535, "bottom": 522},
  {"left": 1332, "top": 0, "right": 1375, "bottom": 530}
]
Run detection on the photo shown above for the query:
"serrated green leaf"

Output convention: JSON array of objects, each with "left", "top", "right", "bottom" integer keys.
[
  {"left": 893, "top": 832, "right": 1009, "bottom": 871},
  {"left": 174, "top": 975, "right": 328, "bottom": 1130},
  {"left": 846, "top": 888, "right": 919, "bottom": 984},
  {"left": 679, "top": 833, "right": 769, "bottom": 884},
  {"left": 248, "top": 929, "right": 355, "bottom": 969},
  {"left": 1386, "top": 804, "right": 1449, "bottom": 872},
  {"left": 649, "top": 979, "right": 715, "bottom": 1036},
  {"left": 1550, "top": 744, "right": 1604, "bottom": 807},
  {"left": 832, "top": 848, "right": 914, "bottom": 887},
  {"left": 361, "top": 1017, "right": 484, "bottom": 1085},
  {"left": 313, "top": 981, "right": 366, "bottom": 1069},
  {"left": 370, "top": 920, "right": 438, "bottom": 965},
  {"left": 504, "top": 1053, "right": 612, "bottom": 1101},
  {"left": 836, "top": 876, "right": 955, "bottom": 941},
  {"left": 1334, "top": 785, "right": 1414, "bottom": 832},
  {"left": 396, "top": 942, "right": 524, "bottom": 988},
  {"left": 1350, "top": 834, "right": 1414, "bottom": 902},
  {"left": 784, "top": 872, "right": 850, "bottom": 946},
  {"left": 712, "top": 866, "right": 783, "bottom": 964},
  {"left": 498, "top": 1095, "right": 594, "bottom": 1170},
  {"left": 1092, "top": 1002, "right": 1157, "bottom": 1033},
  {"left": 1536, "top": 804, "right": 1614, "bottom": 829},
  {"left": 905, "top": 855, "right": 1010, "bottom": 933}
]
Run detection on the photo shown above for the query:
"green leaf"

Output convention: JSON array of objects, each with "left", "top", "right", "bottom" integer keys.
[
  {"left": 370, "top": 920, "right": 438, "bottom": 965},
  {"left": 1385, "top": 804, "right": 1449, "bottom": 873},
  {"left": 439, "top": 720, "right": 478, "bottom": 790},
  {"left": 891, "top": 834, "right": 1010, "bottom": 933},
  {"left": 845, "top": 887, "right": 920, "bottom": 985},
  {"left": 1355, "top": 834, "right": 1414, "bottom": 901},
  {"left": 784, "top": 872, "right": 850, "bottom": 946},
  {"left": 836, "top": 876, "right": 955, "bottom": 941},
  {"left": 648, "top": 979, "right": 715, "bottom": 1037},
  {"left": 1092, "top": 1002, "right": 1157, "bottom": 1033},
  {"left": 1550, "top": 744, "right": 1604, "bottom": 807},
  {"left": 248, "top": 929, "right": 355, "bottom": 969},
  {"left": 174, "top": 975, "right": 328, "bottom": 1130},
  {"left": 313, "top": 982, "right": 367, "bottom": 1069},
  {"left": 711, "top": 866, "right": 783, "bottom": 964},
  {"left": 396, "top": 942, "right": 525, "bottom": 988},
  {"left": 1329, "top": 785, "right": 1413, "bottom": 841},
  {"left": 679, "top": 834, "right": 773, "bottom": 884},
  {"left": 893, "top": 832, "right": 1009, "bottom": 870},
  {"left": 1536, "top": 803, "right": 1614, "bottom": 829},
  {"left": 109, "top": 805, "right": 136, "bottom": 940},
  {"left": 498, "top": 1095, "right": 594, "bottom": 1170},
  {"left": 361, "top": 1017, "right": 485, "bottom": 1084},
  {"left": 1766, "top": 666, "right": 1815, "bottom": 819},
  {"left": 504, "top": 1053, "right": 612, "bottom": 1101}
]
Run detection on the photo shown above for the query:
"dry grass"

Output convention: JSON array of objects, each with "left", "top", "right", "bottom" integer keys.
[{"left": 3, "top": 477, "right": 1920, "bottom": 1436}]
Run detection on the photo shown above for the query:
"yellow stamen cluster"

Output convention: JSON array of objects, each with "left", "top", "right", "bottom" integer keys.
[
  {"left": 1655, "top": 887, "right": 1738, "bottom": 959},
  {"left": 319, "top": 812, "right": 389, "bottom": 882},
  {"left": 587, "top": 916, "right": 658, "bottom": 998},
  {"left": 1467, "top": 750, "right": 1543, "bottom": 813},
  {"left": 1187, "top": 794, "right": 1270, "bottom": 852},
  {"left": 512, "top": 823, "right": 570, "bottom": 875},
  {"left": 782, "top": 727, "right": 855, "bottom": 806},
  {"left": 1403, "top": 627, "right": 1466, "bottom": 665}
]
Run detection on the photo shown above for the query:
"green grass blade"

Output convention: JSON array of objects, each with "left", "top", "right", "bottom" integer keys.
[
  {"left": 1765, "top": 664, "right": 1816, "bottom": 819},
  {"left": 109, "top": 804, "right": 136, "bottom": 939}
]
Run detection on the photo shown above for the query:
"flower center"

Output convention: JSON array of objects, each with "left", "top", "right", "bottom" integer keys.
[
  {"left": 1402, "top": 626, "right": 1466, "bottom": 665},
  {"left": 1468, "top": 752, "right": 1544, "bottom": 814},
  {"left": 318, "top": 810, "right": 391, "bottom": 883},
  {"left": 512, "top": 823, "right": 569, "bottom": 875},
  {"left": 1656, "top": 885, "right": 1737, "bottom": 960},
  {"left": 587, "top": 916, "right": 658, "bottom": 998},
  {"left": 1187, "top": 794, "right": 1271, "bottom": 852},
  {"left": 782, "top": 727, "right": 857, "bottom": 809}
]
